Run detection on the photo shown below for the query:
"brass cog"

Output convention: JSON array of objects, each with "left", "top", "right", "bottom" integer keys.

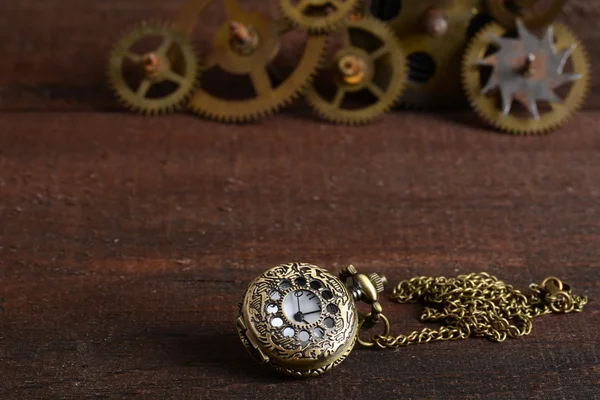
[
  {"left": 461, "top": 20, "right": 590, "bottom": 135},
  {"left": 485, "top": 0, "right": 565, "bottom": 29},
  {"left": 186, "top": 0, "right": 327, "bottom": 123},
  {"left": 305, "top": 17, "right": 407, "bottom": 125},
  {"left": 107, "top": 20, "right": 200, "bottom": 115},
  {"left": 381, "top": 0, "right": 482, "bottom": 108},
  {"left": 279, "top": 0, "right": 360, "bottom": 33}
]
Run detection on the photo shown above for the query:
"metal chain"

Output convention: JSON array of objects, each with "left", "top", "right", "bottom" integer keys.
[{"left": 358, "top": 272, "right": 588, "bottom": 349}]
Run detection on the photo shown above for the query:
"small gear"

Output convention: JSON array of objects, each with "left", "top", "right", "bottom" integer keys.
[
  {"left": 107, "top": 20, "right": 200, "bottom": 115},
  {"left": 377, "top": 0, "right": 482, "bottom": 108},
  {"left": 305, "top": 17, "right": 407, "bottom": 125},
  {"left": 485, "top": 0, "right": 565, "bottom": 29},
  {"left": 279, "top": 0, "right": 360, "bottom": 33},
  {"left": 187, "top": 0, "right": 327, "bottom": 123},
  {"left": 462, "top": 20, "right": 590, "bottom": 135}
]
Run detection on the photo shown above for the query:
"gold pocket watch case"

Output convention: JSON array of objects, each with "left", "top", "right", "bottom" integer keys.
[{"left": 236, "top": 262, "right": 386, "bottom": 377}]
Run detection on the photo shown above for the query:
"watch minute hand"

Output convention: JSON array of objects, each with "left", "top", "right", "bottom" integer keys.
[{"left": 303, "top": 309, "right": 321, "bottom": 316}]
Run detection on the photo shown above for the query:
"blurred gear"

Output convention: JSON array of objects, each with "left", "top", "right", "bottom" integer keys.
[
  {"left": 381, "top": 0, "right": 482, "bottom": 108},
  {"left": 279, "top": 0, "right": 360, "bottom": 33},
  {"left": 305, "top": 17, "right": 407, "bottom": 125},
  {"left": 107, "top": 20, "right": 200, "bottom": 115},
  {"left": 485, "top": 0, "right": 565, "bottom": 29},
  {"left": 462, "top": 20, "right": 590, "bottom": 134},
  {"left": 186, "top": 0, "right": 327, "bottom": 122}
]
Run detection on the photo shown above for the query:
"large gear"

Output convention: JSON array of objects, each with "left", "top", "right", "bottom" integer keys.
[
  {"left": 485, "top": 0, "right": 565, "bottom": 29},
  {"left": 107, "top": 20, "right": 200, "bottom": 115},
  {"left": 279, "top": 0, "right": 360, "bottom": 33},
  {"left": 186, "top": 0, "right": 327, "bottom": 123},
  {"left": 375, "top": 0, "right": 483, "bottom": 108},
  {"left": 305, "top": 17, "right": 407, "bottom": 125},
  {"left": 461, "top": 20, "right": 590, "bottom": 135}
]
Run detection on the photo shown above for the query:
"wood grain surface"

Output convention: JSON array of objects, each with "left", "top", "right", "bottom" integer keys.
[
  {"left": 0, "top": 0, "right": 599, "bottom": 111},
  {"left": 0, "top": 111, "right": 599, "bottom": 399}
]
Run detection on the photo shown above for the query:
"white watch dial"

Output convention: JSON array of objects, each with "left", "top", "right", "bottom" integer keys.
[{"left": 283, "top": 290, "right": 321, "bottom": 324}]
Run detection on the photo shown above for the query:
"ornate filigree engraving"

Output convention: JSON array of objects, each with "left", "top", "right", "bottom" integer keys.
[{"left": 237, "top": 262, "right": 358, "bottom": 377}]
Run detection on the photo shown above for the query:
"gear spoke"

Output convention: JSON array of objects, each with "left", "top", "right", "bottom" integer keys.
[
  {"left": 368, "top": 82, "right": 385, "bottom": 99},
  {"left": 306, "top": 17, "right": 407, "bottom": 125},
  {"left": 340, "top": 29, "right": 352, "bottom": 47},
  {"left": 331, "top": 88, "right": 346, "bottom": 107},
  {"left": 250, "top": 68, "right": 273, "bottom": 97},
  {"left": 187, "top": 9, "right": 328, "bottom": 122},
  {"left": 156, "top": 38, "right": 174, "bottom": 57},
  {"left": 164, "top": 70, "right": 186, "bottom": 85},
  {"left": 107, "top": 21, "right": 200, "bottom": 115},
  {"left": 370, "top": 45, "right": 389, "bottom": 61},
  {"left": 124, "top": 51, "right": 143, "bottom": 64},
  {"left": 136, "top": 79, "right": 152, "bottom": 98}
]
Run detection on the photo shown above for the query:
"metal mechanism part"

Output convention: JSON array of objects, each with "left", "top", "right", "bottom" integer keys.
[
  {"left": 279, "top": 0, "right": 360, "bottom": 33},
  {"left": 339, "top": 264, "right": 387, "bottom": 334},
  {"left": 461, "top": 20, "right": 590, "bottom": 134},
  {"left": 107, "top": 20, "right": 200, "bottom": 115},
  {"left": 380, "top": 0, "right": 481, "bottom": 108},
  {"left": 305, "top": 17, "right": 407, "bottom": 125},
  {"left": 485, "top": 0, "right": 566, "bottom": 29},
  {"left": 359, "top": 272, "right": 587, "bottom": 348},
  {"left": 236, "top": 262, "right": 359, "bottom": 377},
  {"left": 184, "top": 0, "right": 328, "bottom": 122}
]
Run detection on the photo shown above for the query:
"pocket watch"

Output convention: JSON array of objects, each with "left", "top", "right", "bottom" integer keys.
[
  {"left": 236, "top": 262, "right": 387, "bottom": 377},
  {"left": 237, "top": 262, "right": 587, "bottom": 378}
]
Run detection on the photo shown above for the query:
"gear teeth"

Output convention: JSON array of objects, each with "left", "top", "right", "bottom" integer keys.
[
  {"left": 306, "top": 17, "right": 407, "bottom": 125},
  {"left": 187, "top": 28, "right": 328, "bottom": 124},
  {"left": 461, "top": 21, "right": 590, "bottom": 135},
  {"left": 279, "top": 0, "right": 360, "bottom": 33},
  {"left": 106, "top": 19, "right": 201, "bottom": 116}
]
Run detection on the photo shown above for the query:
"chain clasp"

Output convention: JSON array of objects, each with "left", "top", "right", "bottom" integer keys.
[
  {"left": 340, "top": 265, "right": 390, "bottom": 346},
  {"left": 540, "top": 277, "right": 574, "bottom": 313}
]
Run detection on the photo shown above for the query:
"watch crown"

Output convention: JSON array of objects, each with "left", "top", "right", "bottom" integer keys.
[{"left": 368, "top": 272, "right": 387, "bottom": 293}]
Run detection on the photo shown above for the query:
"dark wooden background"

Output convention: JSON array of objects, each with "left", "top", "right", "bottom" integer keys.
[{"left": 0, "top": 1, "right": 599, "bottom": 399}]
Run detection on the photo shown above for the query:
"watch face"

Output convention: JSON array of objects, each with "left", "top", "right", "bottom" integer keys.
[{"left": 238, "top": 262, "right": 358, "bottom": 376}]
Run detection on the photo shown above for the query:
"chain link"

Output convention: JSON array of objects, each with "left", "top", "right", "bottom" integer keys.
[{"left": 358, "top": 272, "right": 588, "bottom": 349}]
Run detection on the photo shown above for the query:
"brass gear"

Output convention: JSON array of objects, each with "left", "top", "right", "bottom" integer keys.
[
  {"left": 485, "top": 0, "right": 565, "bottom": 29},
  {"left": 107, "top": 20, "right": 200, "bottom": 115},
  {"left": 383, "top": 0, "right": 482, "bottom": 108},
  {"left": 279, "top": 0, "right": 360, "bottom": 33},
  {"left": 305, "top": 17, "right": 407, "bottom": 125},
  {"left": 186, "top": 0, "right": 328, "bottom": 122},
  {"left": 462, "top": 20, "right": 590, "bottom": 135}
]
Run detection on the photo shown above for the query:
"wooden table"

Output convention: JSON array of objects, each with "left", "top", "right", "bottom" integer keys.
[{"left": 1, "top": 1, "right": 599, "bottom": 399}]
